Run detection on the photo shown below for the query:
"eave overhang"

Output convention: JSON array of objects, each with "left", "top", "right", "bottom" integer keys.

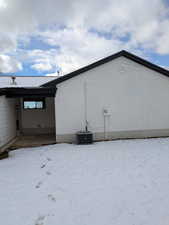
[{"left": 0, "top": 87, "right": 57, "bottom": 98}]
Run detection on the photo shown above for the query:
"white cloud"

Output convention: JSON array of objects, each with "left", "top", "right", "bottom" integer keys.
[
  {"left": 38, "top": 27, "right": 142, "bottom": 74},
  {"left": 0, "top": 0, "right": 7, "bottom": 9},
  {"left": 0, "top": 0, "right": 169, "bottom": 74},
  {"left": 0, "top": 54, "right": 22, "bottom": 73},
  {"left": 0, "top": 34, "right": 17, "bottom": 53},
  {"left": 31, "top": 63, "right": 53, "bottom": 72},
  {"left": 45, "top": 72, "right": 59, "bottom": 77},
  {"left": 26, "top": 49, "right": 58, "bottom": 73}
]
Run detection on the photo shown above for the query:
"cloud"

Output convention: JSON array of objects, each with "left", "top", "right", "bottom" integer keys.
[
  {"left": 38, "top": 27, "right": 144, "bottom": 75},
  {"left": 26, "top": 49, "right": 59, "bottom": 73},
  {"left": 31, "top": 63, "right": 53, "bottom": 72},
  {"left": 0, "top": 34, "right": 17, "bottom": 53},
  {"left": 0, "top": 54, "right": 22, "bottom": 73},
  {"left": 0, "top": 0, "right": 169, "bottom": 74},
  {"left": 45, "top": 72, "right": 59, "bottom": 77}
]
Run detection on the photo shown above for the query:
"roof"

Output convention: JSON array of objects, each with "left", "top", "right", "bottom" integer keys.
[
  {"left": 3, "top": 87, "right": 57, "bottom": 98},
  {"left": 0, "top": 75, "right": 57, "bottom": 98},
  {"left": 42, "top": 50, "right": 169, "bottom": 87},
  {"left": 0, "top": 75, "right": 57, "bottom": 88}
]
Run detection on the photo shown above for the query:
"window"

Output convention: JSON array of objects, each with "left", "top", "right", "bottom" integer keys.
[{"left": 23, "top": 98, "right": 45, "bottom": 109}]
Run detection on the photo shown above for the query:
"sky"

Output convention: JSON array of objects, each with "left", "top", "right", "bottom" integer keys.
[{"left": 0, "top": 0, "right": 169, "bottom": 76}]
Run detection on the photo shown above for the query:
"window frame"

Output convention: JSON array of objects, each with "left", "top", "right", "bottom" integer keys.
[{"left": 23, "top": 98, "right": 46, "bottom": 110}]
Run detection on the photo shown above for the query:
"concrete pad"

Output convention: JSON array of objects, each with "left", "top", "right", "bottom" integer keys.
[{"left": 9, "top": 134, "right": 56, "bottom": 150}]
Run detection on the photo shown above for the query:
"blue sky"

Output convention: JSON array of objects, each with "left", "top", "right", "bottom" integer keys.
[{"left": 0, "top": 0, "right": 169, "bottom": 76}]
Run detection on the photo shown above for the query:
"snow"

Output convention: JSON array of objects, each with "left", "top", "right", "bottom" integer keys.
[
  {"left": 0, "top": 138, "right": 169, "bottom": 225},
  {"left": 0, "top": 75, "right": 56, "bottom": 88}
]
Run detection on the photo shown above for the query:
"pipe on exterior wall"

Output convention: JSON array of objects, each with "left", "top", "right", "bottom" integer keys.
[
  {"left": 103, "top": 109, "right": 111, "bottom": 140},
  {"left": 84, "top": 81, "right": 88, "bottom": 132}
]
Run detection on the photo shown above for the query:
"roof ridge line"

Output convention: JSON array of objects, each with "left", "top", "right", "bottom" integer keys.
[{"left": 41, "top": 50, "right": 169, "bottom": 87}]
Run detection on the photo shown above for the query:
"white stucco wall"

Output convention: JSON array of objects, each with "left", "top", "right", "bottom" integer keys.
[
  {"left": 21, "top": 97, "right": 55, "bottom": 135},
  {"left": 55, "top": 56, "right": 169, "bottom": 142},
  {"left": 0, "top": 96, "right": 16, "bottom": 148}
]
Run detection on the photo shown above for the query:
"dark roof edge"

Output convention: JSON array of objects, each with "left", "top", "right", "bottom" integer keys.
[
  {"left": 41, "top": 50, "right": 169, "bottom": 87},
  {"left": 0, "top": 87, "right": 57, "bottom": 98},
  {"left": 0, "top": 88, "right": 6, "bottom": 96}
]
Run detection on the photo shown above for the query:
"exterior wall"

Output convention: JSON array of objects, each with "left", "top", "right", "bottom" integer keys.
[
  {"left": 55, "top": 56, "right": 169, "bottom": 143},
  {"left": 0, "top": 96, "right": 16, "bottom": 148},
  {"left": 21, "top": 97, "right": 55, "bottom": 135}
]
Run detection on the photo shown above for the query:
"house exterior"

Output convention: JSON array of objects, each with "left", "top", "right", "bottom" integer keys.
[
  {"left": 1, "top": 50, "right": 169, "bottom": 150},
  {"left": 0, "top": 76, "right": 57, "bottom": 151}
]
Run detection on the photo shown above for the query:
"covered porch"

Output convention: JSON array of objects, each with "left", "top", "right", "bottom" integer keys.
[{"left": 5, "top": 86, "right": 57, "bottom": 150}]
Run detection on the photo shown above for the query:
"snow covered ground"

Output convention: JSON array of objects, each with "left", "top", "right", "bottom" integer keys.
[{"left": 0, "top": 138, "right": 169, "bottom": 225}]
